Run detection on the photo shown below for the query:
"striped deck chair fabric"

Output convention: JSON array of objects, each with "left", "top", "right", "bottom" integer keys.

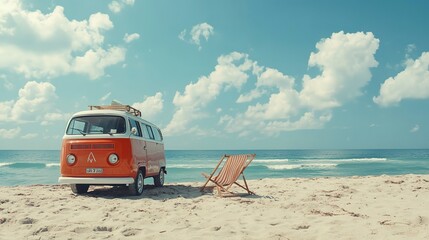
[{"left": 201, "top": 154, "right": 256, "bottom": 197}]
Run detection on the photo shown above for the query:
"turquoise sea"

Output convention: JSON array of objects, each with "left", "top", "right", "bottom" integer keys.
[{"left": 0, "top": 149, "right": 428, "bottom": 186}]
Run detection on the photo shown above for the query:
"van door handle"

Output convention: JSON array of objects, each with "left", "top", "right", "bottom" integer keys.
[{"left": 143, "top": 146, "right": 146, "bottom": 150}]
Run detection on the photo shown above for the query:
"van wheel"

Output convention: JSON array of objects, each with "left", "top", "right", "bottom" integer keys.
[
  {"left": 70, "top": 184, "right": 89, "bottom": 194},
  {"left": 129, "top": 169, "right": 144, "bottom": 196},
  {"left": 154, "top": 168, "right": 165, "bottom": 187}
]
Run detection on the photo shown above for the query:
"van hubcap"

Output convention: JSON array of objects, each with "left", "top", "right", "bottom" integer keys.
[{"left": 137, "top": 173, "right": 143, "bottom": 193}]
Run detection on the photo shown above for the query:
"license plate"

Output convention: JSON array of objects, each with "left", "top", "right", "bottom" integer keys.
[{"left": 86, "top": 168, "right": 103, "bottom": 174}]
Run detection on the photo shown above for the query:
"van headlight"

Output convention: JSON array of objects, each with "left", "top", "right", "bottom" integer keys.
[
  {"left": 66, "top": 154, "right": 76, "bottom": 165},
  {"left": 108, "top": 153, "right": 119, "bottom": 165}
]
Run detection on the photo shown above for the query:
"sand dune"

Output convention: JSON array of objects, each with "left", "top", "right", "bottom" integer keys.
[{"left": 0, "top": 174, "right": 428, "bottom": 239}]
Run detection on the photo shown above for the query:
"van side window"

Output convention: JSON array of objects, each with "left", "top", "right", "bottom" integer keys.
[
  {"left": 140, "top": 122, "right": 150, "bottom": 139},
  {"left": 146, "top": 125, "right": 154, "bottom": 140},
  {"left": 129, "top": 119, "right": 142, "bottom": 137},
  {"left": 157, "top": 128, "right": 163, "bottom": 141},
  {"left": 152, "top": 127, "right": 162, "bottom": 141}
]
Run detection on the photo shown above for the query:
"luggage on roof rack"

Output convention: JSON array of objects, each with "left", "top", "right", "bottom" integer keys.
[{"left": 88, "top": 104, "right": 141, "bottom": 117}]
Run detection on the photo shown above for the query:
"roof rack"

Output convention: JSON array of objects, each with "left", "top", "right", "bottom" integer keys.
[{"left": 88, "top": 104, "right": 141, "bottom": 117}]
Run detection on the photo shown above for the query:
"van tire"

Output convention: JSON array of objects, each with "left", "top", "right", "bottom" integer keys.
[
  {"left": 154, "top": 168, "right": 165, "bottom": 187},
  {"left": 129, "top": 169, "right": 144, "bottom": 196},
  {"left": 70, "top": 184, "right": 89, "bottom": 194}
]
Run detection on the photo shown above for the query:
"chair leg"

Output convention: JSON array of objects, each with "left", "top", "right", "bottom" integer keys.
[
  {"left": 242, "top": 175, "right": 254, "bottom": 195},
  {"left": 233, "top": 175, "right": 255, "bottom": 195},
  {"left": 200, "top": 155, "right": 226, "bottom": 192},
  {"left": 200, "top": 175, "right": 212, "bottom": 192}
]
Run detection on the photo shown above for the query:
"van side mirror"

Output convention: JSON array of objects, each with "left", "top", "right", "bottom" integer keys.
[{"left": 131, "top": 127, "right": 137, "bottom": 135}]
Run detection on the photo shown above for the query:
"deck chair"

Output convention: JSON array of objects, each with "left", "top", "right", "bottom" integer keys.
[{"left": 201, "top": 154, "right": 256, "bottom": 197}]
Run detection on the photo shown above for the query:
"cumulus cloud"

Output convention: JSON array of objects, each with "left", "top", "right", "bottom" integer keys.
[
  {"left": 123, "top": 33, "right": 140, "bottom": 43},
  {"left": 165, "top": 31, "right": 379, "bottom": 137},
  {"left": 374, "top": 52, "right": 429, "bottom": 107},
  {"left": 164, "top": 52, "right": 251, "bottom": 135},
  {"left": 0, "top": 81, "right": 57, "bottom": 122},
  {"left": 108, "top": 0, "right": 135, "bottom": 13},
  {"left": 132, "top": 92, "right": 164, "bottom": 120},
  {"left": 300, "top": 31, "right": 379, "bottom": 110},
  {"left": 108, "top": 1, "right": 121, "bottom": 13},
  {"left": 224, "top": 32, "right": 379, "bottom": 136},
  {"left": 74, "top": 47, "right": 126, "bottom": 79},
  {"left": 0, "top": 1, "right": 125, "bottom": 80},
  {"left": 0, "top": 127, "right": 21, "bottom": 139},
  {"left": 179, "top": 22, "right": 214, "bottom": 50}
]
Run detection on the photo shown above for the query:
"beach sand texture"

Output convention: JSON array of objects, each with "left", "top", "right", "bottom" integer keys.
[{"left": 0, "top": 174, "right": 428, "bottom": 240}]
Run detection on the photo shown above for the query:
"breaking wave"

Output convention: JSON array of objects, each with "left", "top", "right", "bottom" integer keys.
[{"left": 0, "top": 162, "right": 60, "bottom": 168}]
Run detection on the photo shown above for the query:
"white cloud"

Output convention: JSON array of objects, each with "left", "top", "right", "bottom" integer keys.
[
  {"left": 179, "top": 22, "right": 214, "bottom": 50},
  {"left": 73, "top": 47, "right": 126, "bottom": 79},
  {"left": 374, "top": 52, "right": 429, "bottom": 107},
  {"left": 166, "top": 31, "right": 380, "bottom": 137},
  {"left": 108, "top": 0, "right": 135, "bottom": 13},
  {"left": 41, "top": 112, "right": 72, "bottom": 126},
  {"left": 410, "top": 124, "right": 419, "bottom": 133},
  {"left": 178, "top": 30, "right": 186, "bottom": 41},
  {"left": 108, "top": 1, "right": 121, "bottom": 13},
  {"left": 0, "top": 1, "right": 125, "bottom": 80},
  {"left": 406, "top": 44, "right": 416, "bottom": 56},
  {"left": 0, "top": 81, "right": 57, "bottom": 122},
  {"left": 236, "top": 89, "right": 265, "bottom": 103},
  {"left": 132, "top": 92, "right": 164, "bottom": 120},
  {"left": 123, "top": 0, "right": 135, "bottom": 5},
  {"left": 191, "top": 23, "right": 214, "bottom": 46},
  {"left": 0, "top": 74, "right": 13, "bottom": 90},
  {"left": 164, "top": 52, "right": 251, "bottom": 136},
  {"left": 123, "top": 33, "right": 140, "bottom": 43},
  {"left": 0, "top": 127, "right": 21, "bottom": 139},
  {"left": 89, "top": 12, "right": 114, "bottom": 30},
  {"left": 237, "top": 67, "right": 296, "bottom": 105},
  {"left": 300, "top": 31, "right": 379, "bottom": 110},
  {"left": 0, "top": 100, "right": 14, "bottom": 121},
  {"left": 21, "top": 133, "right": 38, "bottom": 139}
]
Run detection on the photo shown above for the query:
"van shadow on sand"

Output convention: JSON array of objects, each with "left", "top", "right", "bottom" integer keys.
[
  {"left": 76, "top": 184, "right": 261, "bottom": 200},
  {"left": 77, "top": 184, "right": 203, "bottom": 200}
]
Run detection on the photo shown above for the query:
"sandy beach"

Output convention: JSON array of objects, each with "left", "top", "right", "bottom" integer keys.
[{"left": 0, "top": 174, "right": 428, "bottom": 240}]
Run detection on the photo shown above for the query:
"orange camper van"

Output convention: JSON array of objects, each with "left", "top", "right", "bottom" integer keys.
[{"left": 58, "top": 104, "right": 166, "bottom": 195}]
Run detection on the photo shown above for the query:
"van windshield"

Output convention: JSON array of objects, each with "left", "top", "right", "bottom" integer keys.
[{"left": 66, "top": 116, "right": 126, "bottom": 135}]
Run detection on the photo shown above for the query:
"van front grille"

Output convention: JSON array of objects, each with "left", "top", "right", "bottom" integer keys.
[
  {"left": 71, "top": 144, "right": 91, "bottom": 149},
  {"left": 70, "top": 144, "right": 114, "bottom": 149},
  {"left": 92, "top": 144, "right": 114, "bottom": 149}
]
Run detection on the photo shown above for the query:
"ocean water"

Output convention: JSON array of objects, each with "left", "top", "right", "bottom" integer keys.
[{"left": 0, "top": 149, "right": 428, "bottom": 186}]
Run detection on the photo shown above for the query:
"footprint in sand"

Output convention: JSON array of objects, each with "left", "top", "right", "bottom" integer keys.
[
  {"left": 294, "top": 225, "right": 310, "bottom": 230},
  {"left": 33, "top": 226, "right": 49, "bottom": 235},
  {"left": 121, "top": 228, "right": 142, "bottom": 236},
  {"left": 93, "top": 226, "right": 112, "bottom": 232},
  {"left": 72, "top": 227, "right": 91, "bottom": 233},
  {"left": 19, "top": 217, "right": 36, "bottom": 224}
]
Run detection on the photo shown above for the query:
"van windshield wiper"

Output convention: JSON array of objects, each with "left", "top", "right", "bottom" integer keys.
[{"left": 70, "top": 128, "right": 86, "bottom": 136}]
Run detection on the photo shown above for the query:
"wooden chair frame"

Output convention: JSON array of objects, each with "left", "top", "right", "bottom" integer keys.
[{"left": 201, "top": 154, "right": 256, "bottom": 197}]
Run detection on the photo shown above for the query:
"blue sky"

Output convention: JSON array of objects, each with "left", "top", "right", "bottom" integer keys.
[{"left": 0, "top": 0, "right": 428, "bottom": 150}]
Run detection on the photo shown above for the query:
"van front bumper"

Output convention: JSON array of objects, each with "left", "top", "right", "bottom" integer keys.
[{"left": 58, "top": 177, "right": 134, "bottom": 185}]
